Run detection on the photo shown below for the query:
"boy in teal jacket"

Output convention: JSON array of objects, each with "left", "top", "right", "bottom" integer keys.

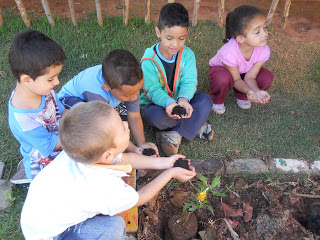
[{"left": 140, "top": 2, "right": 214, "bottom": 156}]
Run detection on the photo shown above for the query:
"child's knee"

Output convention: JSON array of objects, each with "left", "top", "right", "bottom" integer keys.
[{"left": 209, "top": 67, "right": 232, "bottom": 88}]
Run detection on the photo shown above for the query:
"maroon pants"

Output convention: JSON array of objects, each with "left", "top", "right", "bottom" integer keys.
[{"left": 209, "top": 66, "right": 274, "bottom": 104}]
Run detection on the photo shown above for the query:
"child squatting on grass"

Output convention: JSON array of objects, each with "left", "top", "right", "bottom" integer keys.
[
  {"left": 58, "top": 49, "right": 158, "bottom": 155},
  {"left": 140, "top": 3, "right": 214, "bottom": 157},
  {"left": 8, "top": 30, "right": 67, "bottom": 185},
  {"left": 20, "top": 101, "right": 196, "bottom": 240},
  {"left": 209, "top": 5, "right": 274, "bottom": 114}
]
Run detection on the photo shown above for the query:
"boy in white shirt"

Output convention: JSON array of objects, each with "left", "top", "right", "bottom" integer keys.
[{"left": 20, "top": 101, "right": 196, "bottom": 240}]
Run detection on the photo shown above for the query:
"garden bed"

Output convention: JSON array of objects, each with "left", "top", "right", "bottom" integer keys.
[{"left": 137, "top": 172, "right": 320, "bottom": 240}]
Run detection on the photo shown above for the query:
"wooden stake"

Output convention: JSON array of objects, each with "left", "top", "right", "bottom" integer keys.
[
  {"left": 0, "top": 8, "right": 3, "bottom": 27},
  {"left": 218, "top": 0, "right": 225, "bottom": 27},
  {"left": 15, "top": 0, "right": 31, "bottom": 27},
  {"left": 266, "top": 0, "right": 279, "bottom": 26},
  {"left": 192, "top": 0, "right": 201, "bottom": 27},
  {"left": 281, "top": 0, "right": 292, "bottom": 29},
  {"left": 168, "top": 0, "right": 175, "bottom": 3},
  {"left": 95, "top": 0, "right": 103, "bottom": 27},
  {"left": 144, "top": 0, "right": 151, "bottom": 25},
  {"left": 123, "top": 0, "right": 129, "bottom": 26},
  {"left": 40, "top": 0, "right": 55, "bottom": 27},
  {"left": 68, "top": 0, "right": 77, "bottom": 27}
]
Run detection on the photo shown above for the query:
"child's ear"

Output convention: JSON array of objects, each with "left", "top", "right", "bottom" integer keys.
[
  {"left": 101, "top": 83, "right": 111, "bottom": 92},
  {"left": 236, "top": 35, "right": 245, "bottom": 43},
  {"left": 98, "top": 150, "right": 114, "bottom": 165},
  {"left": 20, "top": 74, "right": 33, "bottom": 85},
  {"left": 155, "top": 27, "right": 161, "bottom": 38}
]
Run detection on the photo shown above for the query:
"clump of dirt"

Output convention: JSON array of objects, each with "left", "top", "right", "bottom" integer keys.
[
  {"left": 171, "top": 105, "right": 187, "bottom": 117},
  {"left": 138, "top": 176, "right": 320, "bottom": 240},
  {"left": 173, "top": 158, "right": 190, "bottom": 170},
  {"left": 142, "top": 148, "right": 156, "bottom": 156}
]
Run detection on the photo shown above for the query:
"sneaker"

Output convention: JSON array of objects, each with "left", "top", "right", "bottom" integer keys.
[
  {"left": 236, "top": 99, "right": 251, "bottom": 110},
  {"left": 10, "top": 169, "right": 32, "bottom": 187},
  {"left": 17, "top": 159, "right": 25, "bottom": 171},
  {"left": 212, "top": 103, "right": 226, "bottom": 114},
  {"left": 197, "top": 122, "right": 214, "bottom": 141},
  {"left": 156, "top": 131, "right": 182, "bottom": 156}
]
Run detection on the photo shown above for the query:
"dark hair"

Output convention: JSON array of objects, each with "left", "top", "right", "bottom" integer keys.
[
  {"left": 157, "top": 2, "right": 189, "bottom": 31},
  {"left": 102, "top": 49, "right": 143, "bottom": 89},
  {"left": 224, "top": 5, "right": 264, "bottom": 43},
  {"left": 9, "top": 30, "right": 66, "bottom": 82}
]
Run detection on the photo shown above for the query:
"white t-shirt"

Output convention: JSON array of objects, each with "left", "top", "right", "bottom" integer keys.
[{"left": 20, "top": 151, "right": 139, "bottom": 240}]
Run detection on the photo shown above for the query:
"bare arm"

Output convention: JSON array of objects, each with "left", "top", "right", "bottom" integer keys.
[
  {"left": 135, "top": 166, "right": 196, "bottom": 207},
  {"left": 224, "top": 64, "right": 252, "bottom": 95},
  {"left": 127, "top": 111, "right": 159, "bottom": 155},
  {"left": 54, "top": 109, "right": 69, "bottom": 151},
  {"left": 122, "top": 153, "right": 185, "bottom": 170}
]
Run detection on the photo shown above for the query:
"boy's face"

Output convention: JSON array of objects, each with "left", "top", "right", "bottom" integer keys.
[
  {"left": 155, "top": 26, "right": 188, "bottom": 60},
  {"left": 23, "top": 64, "right": 62, "bottom": 96},
  {"left": 111, "top": 109, "right": 130, "bottom": 155},
  {"left": 109, "top": 79, "right": 144, "bottom": 102}
]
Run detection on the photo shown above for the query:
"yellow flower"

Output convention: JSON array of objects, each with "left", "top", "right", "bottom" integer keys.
[{"left": 198, "top": 190, "right": 207, "bottom": 202}]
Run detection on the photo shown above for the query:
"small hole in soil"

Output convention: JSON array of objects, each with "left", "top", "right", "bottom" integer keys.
[{"left": 171, "top": 105, "right": 187, "bottom": 116}]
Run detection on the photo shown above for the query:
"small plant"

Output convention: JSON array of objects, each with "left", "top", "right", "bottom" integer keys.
[{"left": 183, "top": 174, "right": 226, "bottom": 216}]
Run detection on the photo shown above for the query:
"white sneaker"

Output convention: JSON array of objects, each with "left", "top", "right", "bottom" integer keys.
[
  {"left": 197, "top": 122, "right": 214, "bottom": 141},
  {"left": 212, "top": 103, "right": 226, "bottom": 114},
  {"left": 236, "top": 99, "right": 251, "bottom": 110}
]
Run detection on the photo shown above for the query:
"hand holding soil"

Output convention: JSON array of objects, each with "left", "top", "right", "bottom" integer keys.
[
  {"left": 171, "top": 105, "right": 187, "bottom": 117},
  {"left": 142, "top": 148, "right": 156, "bottom": 156},
  {"left": 166, "top": 102, "right": 181, "bottom": 119},
  {"left": 173, "top": 158, "right": 190, "bottom": 170}
]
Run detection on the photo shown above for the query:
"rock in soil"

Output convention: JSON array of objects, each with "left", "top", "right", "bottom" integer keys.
[{"left": 166, "top": 211, "right": 198, "bottom": 240}]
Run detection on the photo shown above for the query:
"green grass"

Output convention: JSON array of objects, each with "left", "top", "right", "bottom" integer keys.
[{"left": 0, "top": 9, "right": 319, "bottom": 239}]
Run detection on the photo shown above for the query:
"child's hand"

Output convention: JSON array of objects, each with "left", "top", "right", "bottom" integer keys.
[
  {"left": 256, "top": 90, "right": 270, "bottom": 104},
  {"left": 177, "top": 100, "right": 193, "bottom": 119},
  {"left": 169, "top": 166, "right": 196, "bottom": 182},
  {"left": 140, "top": 142, "right": 159, "bottom": 157},
  {"left": 246, "top": 90, "right": 261, "bottom": 103},
  {"left": 166, "top": 102, "right": 181, "bottom": 119}
]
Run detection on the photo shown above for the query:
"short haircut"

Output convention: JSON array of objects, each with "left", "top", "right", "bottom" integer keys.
[
  {"left": 157, "top": 2, "right": 189, "bottom": 31},
  {"left": 9, "top": 30, "right": 66, "bottom": 82},
  {"left": 224, "top": 5, "right": 264, "bottom": 43},
  {"left": 59, "top": 101, "right": 115, "bottom": 164},
  {"left": 102, "top": 49, "right": 143, "bottom": 89}
]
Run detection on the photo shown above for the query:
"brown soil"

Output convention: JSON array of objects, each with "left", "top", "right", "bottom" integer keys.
[
  {"left": 1, "top": 0, "right": 319, "bottom": 43},
  {"left": 137, "top": 174, "right": 320, "bottom": 239}
]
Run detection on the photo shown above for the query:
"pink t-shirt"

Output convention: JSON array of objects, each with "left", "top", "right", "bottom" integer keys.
[{"left": 209, "top": 38, "right": 270, "bottom": 74}]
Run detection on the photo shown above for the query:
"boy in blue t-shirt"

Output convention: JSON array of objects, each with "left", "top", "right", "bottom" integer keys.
[
  {"left": 140, "top": 3, "right": 214, "bottom": 156},
  {"left": 8, "top": 30, "right": 67, "bottom": 184},
  {"left": 58, "top": 49, "right": 158, "bottom": 154}
]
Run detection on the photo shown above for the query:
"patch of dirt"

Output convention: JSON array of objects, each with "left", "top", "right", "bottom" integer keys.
[
  {"left": 137, "top": 175, "right": 320, "bottom": 239},
  {"left": 1, "top": 0, "right": 319, "bottom": 43}
]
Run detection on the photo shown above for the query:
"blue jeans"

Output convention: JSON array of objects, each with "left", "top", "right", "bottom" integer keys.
[
  {"left": 141, "top": 93, "right": 213, "bottom": 141},
  {"left": 54, "top": 215, "right": 126, "bottom": 240}
]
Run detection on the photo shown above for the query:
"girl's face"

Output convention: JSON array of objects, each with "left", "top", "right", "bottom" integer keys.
[{"left": 242, "top": 14, "right": 268, "bottom": 47}]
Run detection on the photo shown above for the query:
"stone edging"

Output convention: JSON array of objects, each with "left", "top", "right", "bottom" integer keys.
[{"left": 225, "top": 158, "right": 320, "bottom": 178}]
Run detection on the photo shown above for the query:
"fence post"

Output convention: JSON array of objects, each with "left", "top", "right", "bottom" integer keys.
[
  {"left": 266, "top": 0, "right": 279, "bottom": 26},
  {"left": 40, "top": 0, "right": 55, "bottom": 27},
  {"left": 281, "top": 0, "right": 291, "bottom": 29},
  {"left": 68, "top": 0, "right": 77, "bottom": 27},
  {"left": 144, "top": 0, "right": 151, "bottom": 24},
  {"left": 95, "top": 0, "right": 104, "bottom": 26},
  {"left": 218, "top": 0, "right": 224, "bottom": 27},
  {"left": 0, "top": 8, "right": 3, "bottom": 27},
  {"left": 15, "top": 0, "right": 31, "bottom": 27},
  {"left": 168, "top": 0, "right": 175, "bottom": 3},
  {"left": 192, "top": 0, "right": 201, "bottom": 27},
  {"left": 124, "top": 0, "right": 129, "bottom": 26}
]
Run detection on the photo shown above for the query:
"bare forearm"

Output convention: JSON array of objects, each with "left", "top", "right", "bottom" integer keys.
[
  {"left": 122, "top": 152, "right": 172, "bottom": 169},
  {"left": 233, "top": 79, "right": 252, "bottom": 94},
  {"left": 128, "top": 113, "right": 145, "bottom": 146},
  {"left": 244, "top": 77, "right": 260, "bottom": 92},
  {"left": 135, "top": 170, "right": 172, "bottom": 206}
]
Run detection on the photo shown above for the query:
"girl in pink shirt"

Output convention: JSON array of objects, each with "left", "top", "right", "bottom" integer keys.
[{"left": 209, "top": 5, "right": 274, "bottom": 114}]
